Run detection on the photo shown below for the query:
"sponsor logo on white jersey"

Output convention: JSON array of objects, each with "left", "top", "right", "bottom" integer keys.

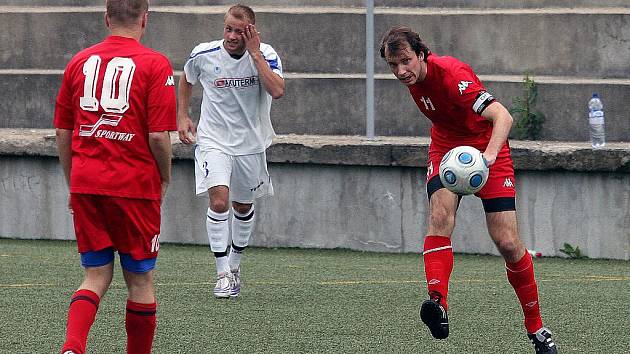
[
  {"left": 503, "top": 177, "right": 514, "bottom": 188},
  {"left": 214, "top": 76, "right": 259, "bottom": 89},
  {"left": 165, "top": 75, "right": 175, "bottom": 86},
  {"left": 458, "top": 80, "right": 473, "bottom": 95}
]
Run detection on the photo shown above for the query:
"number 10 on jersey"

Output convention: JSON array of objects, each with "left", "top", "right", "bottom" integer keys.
[{"left": 80, "top": 55, "right": 136, "bottom": 114}]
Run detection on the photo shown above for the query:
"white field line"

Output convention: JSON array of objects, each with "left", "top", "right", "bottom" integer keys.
[{"left": 2, "top": 275, "right": 628, "bottom": 289}]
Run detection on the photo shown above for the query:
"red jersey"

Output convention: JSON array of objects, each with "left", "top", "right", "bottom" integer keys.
[
  {"left": 54, "top": 36, "right": 176, "bottom": 200},
  {"left": 408, "top": 54, "right": 504, "bottom": 153}
]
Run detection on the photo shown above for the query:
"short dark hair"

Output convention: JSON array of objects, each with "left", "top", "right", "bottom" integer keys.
[
  {"left": 106, "top": 0, "right": 148, "bottom": 26},
  {"left": 380, "top": 26, "right": 431, "bottom": 62},
  {"left": 226, "top": 4, "right": 256, "bottom": 24}
]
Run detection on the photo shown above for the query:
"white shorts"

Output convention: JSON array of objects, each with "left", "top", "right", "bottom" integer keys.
[{"left": 194, "top": 147, "right": 274, "bottom": 203}]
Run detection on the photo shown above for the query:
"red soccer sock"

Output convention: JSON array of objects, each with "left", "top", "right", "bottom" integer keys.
[
  {"left": 125, "top": 300, "right": 157, "bottom": 354},
  {"left": 506, "top": 252, "right": 544, "bottom": 333},
  {"left": 422, "top": 235, "right": 454, "bottom": 310},
  {"left": 61, "top": 289, "right": 100, "bottom": 354}
]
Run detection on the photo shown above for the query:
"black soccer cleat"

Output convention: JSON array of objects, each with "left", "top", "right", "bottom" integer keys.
[
  {"left": 528, "top": 327, "right": 558, "bottom": 354},
  {"left": 420, "top": 298, "right": 449, "bottom": 339}
]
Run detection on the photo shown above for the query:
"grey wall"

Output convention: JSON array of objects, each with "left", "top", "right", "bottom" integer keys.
[
  {"left": 1, "top": 4, "right": 629, "bottom": 141},
  {"left": 2, "top": 141, "right": 628, "bottom": 260}
]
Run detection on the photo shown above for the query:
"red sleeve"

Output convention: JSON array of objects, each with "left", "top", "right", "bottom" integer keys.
[
  {"left": 53, "top": 65, "right": 75, "bottom": 129},
  {"left": 147, "top": 55, "right": 177, "bottom": 132},
  {"left": 445, "top": 62, "right": 486, "bottom": 111}
]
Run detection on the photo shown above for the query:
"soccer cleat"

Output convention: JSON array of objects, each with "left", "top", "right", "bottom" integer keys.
[
  {"left": 420, "top": 297, "right": 449, "bottom": 339},
  {"left": 230, "top": 268, "right": 241, "bottom": 298},
  {"left": 528, "top": 327, "right": 558, "bottom": 353},
  {"left": 213, "top": 272, "right": 233, "bottom": 299}
]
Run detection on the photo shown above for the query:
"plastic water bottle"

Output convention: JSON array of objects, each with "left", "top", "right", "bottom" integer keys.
[{"left": 588, "top": 93, "right": 605, "bottom": 149}]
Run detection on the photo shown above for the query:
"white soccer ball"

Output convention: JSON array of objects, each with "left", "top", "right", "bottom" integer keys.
[{"left": 439, "top": 146, "right": 489, "bottom": 195}]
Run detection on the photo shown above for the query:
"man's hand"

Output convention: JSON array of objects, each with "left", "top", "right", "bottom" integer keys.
[
  {"left": 177, "top": 114, "right": 197, "bottom": 145},
  {"left": 482, "top": 151, "right": 497, "bottom": 167},
  {"left": 243, "top": 24, "right": 261, "bottom": 55}
]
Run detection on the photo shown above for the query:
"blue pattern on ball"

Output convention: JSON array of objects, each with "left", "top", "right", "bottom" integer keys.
[
  {"left": 469, "top": 174, "right": 483, "bottom": 188},
  {"left": 444, "top": 170, "right": 457, "bottom": 184},
  {"left": 458, "top": 152, "right": 473, "bottom": 164}
]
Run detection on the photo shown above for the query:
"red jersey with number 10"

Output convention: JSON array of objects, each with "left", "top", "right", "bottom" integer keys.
[
  {"left": 54, "top": 36, "right": 177, "bottom": 200},
  {"left": 408, "top": 54, "right": 504, "bottom": 153}
]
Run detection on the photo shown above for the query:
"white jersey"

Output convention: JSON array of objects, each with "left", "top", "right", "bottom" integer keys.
[{"left": 184, "top": 40, "right": 283, "bottom": 155}]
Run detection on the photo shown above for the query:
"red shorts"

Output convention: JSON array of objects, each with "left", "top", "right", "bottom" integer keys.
[
  {"left": 70, "top": 194, "right": 161, "bottom": 260},
  {"left": 426, "top": 143, "right": 516, "bottom": 199}
]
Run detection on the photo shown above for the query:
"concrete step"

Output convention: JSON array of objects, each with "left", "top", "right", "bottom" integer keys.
[
  {"left": 0, "top": 1, "right": 628, "bottom": 8},
  {"left": 2, "top": 71, "right": 628, "bottom": 142},
  {"left": 1, "top": 7, "right": 629, "bottom": 77}
]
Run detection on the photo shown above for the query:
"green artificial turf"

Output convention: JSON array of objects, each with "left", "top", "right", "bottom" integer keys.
[{"left": 0, "top": 238, "right": 628, "bottom": 353}]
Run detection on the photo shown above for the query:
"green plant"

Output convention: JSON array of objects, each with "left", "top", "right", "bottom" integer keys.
[
  {"left": 559, "top": 242, "right": 587, "bottom": 259},
  {"left": 509, "top": 72, "right": 545, "bottom": 140}
]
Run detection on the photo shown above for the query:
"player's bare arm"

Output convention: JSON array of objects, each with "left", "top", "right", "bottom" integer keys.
[
  {"left": 177, "top": 72, "right": 197, "bottom": 144},
  {"left": 55, "top": 128, "right": 73, "bottom": 186},
  {"left": 148, "top": 131, "right": 173, "bottom": 203},
  {"left": 55, "top": 128, "right": 73, "bottom": 211},
  {"left": 244, "top": 24, "right": 285, "bottom": 99},
  {"left": 481, "top": 101, "right": 513, "bottom": 166}
]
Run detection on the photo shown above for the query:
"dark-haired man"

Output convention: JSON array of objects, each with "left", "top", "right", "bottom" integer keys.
[
  {"left": 54, "top": 1, "right": 176, "bottom": 353},
  {"left": 380, "top": 27, "right": 557, "bottom": 353},
  {"left": 178, "top": 4, "right": 284, "bottom": 299}
]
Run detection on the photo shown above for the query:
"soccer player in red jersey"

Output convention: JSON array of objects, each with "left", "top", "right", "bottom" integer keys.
[
  {"left": 54, "top": 1, "right": 176, "bottom": 353},
  {"left": 380, "top": 27, "right": 557, "bottom": 353}
]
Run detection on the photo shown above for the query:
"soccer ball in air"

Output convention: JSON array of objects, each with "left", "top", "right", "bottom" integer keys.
[{"left": 439, "top": 146, "right": 489, "bottom": 195}]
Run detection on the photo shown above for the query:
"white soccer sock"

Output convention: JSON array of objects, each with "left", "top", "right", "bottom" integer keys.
[
  {"left": 215, "top": 256, "right": 229, "bottom": 276},
  {"left": 229, "top": 206, "right": 255, "bottom": 271},
  {"left": 206, "top": 208, "right": 230, "bottom": 275},
  {"left": 228, "top": 244, "right": 244, "bottom": 272}
]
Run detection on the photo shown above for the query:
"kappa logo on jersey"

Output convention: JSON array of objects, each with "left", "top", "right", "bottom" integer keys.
[
  {"left": 503, "top": 177, "right": 515, "bottom": 188},
  {"left": 79, "top": 114, "right": 135, "bottom": 141},
  {"left": 165, "top": 75, "right": 175, "bottom": 86},
  {"left": 214, "top": 76, "right": 259, "bottom": 89},
  {"left": 457, "top": 80, "right": 473, "bottom": 95},
  {"left": 427, "top": 161, "right": 434, "bottom": 177}
]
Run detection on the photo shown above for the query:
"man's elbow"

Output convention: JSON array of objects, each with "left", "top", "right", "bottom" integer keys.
[{"left": 149, "top": 131, "right": 172, "bottom": 146}]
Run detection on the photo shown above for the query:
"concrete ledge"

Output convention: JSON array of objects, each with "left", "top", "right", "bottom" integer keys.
[
  {"left": 1, "top": 129, "right": 628, "bottom": 260},
  {"left": 1, "top": 129, "right": 629, "bottom": 172}
]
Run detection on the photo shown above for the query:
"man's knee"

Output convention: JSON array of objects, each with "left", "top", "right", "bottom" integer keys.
[
  {"left": 429, "top": 207, "right": 456, "bottom": 231},
  {"left": 495, "top": 237, "right": 523, "bottom": 259},
  {"left": 232, "top": 202, "right": 252, "bottom": 215},
  {"left": 124, "top": 270, "right": 154, "bottom": 299},
  {"left": 209, "top": 199, "right": 229, "bottom": 213}
]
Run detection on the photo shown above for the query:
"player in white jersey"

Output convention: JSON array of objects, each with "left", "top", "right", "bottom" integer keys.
[{"left": 178, "top": 4, "right": 284, "bottom": 299}]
